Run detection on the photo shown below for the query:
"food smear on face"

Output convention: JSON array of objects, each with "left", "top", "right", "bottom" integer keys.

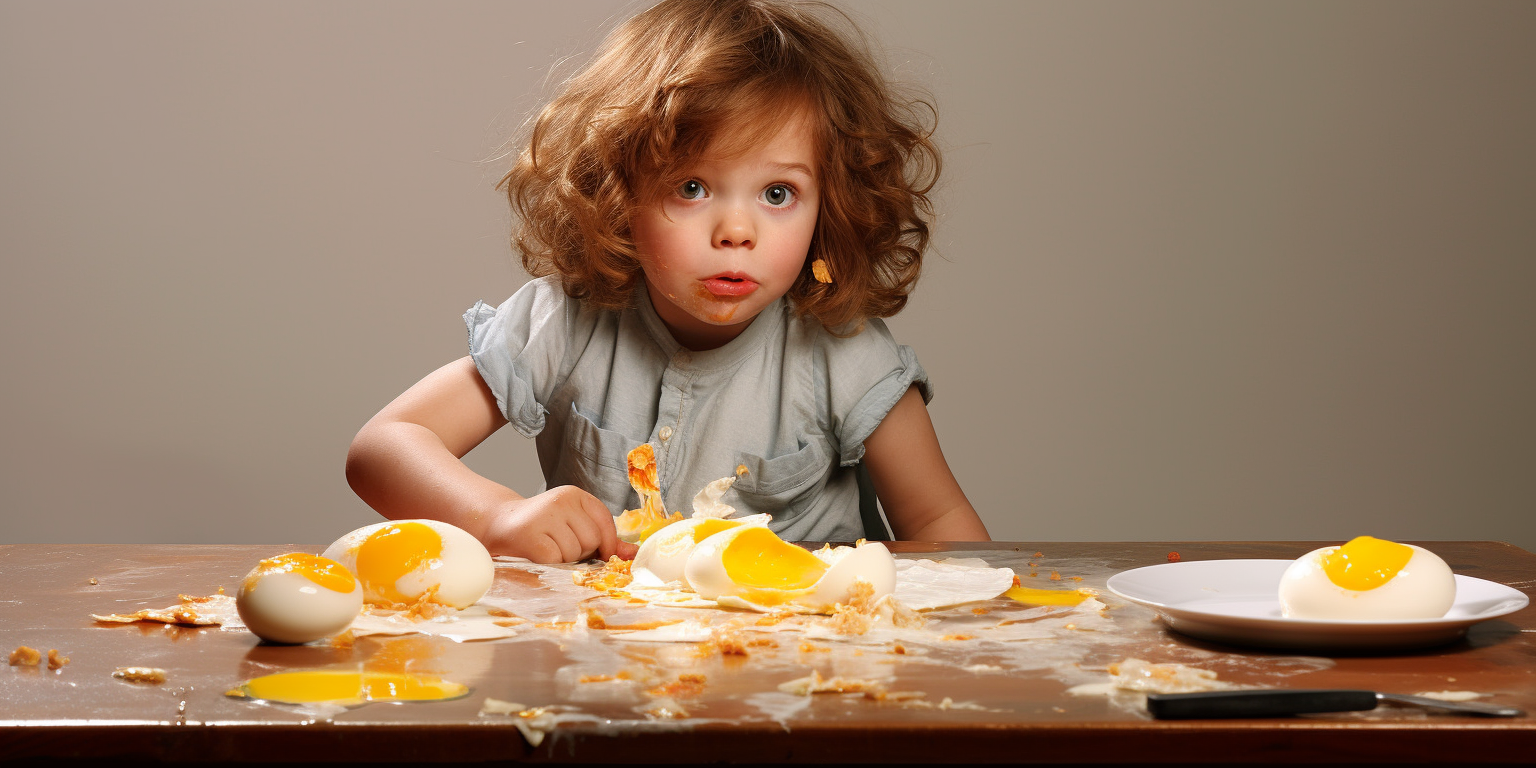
[{"left": 1277, "top": 536, "right": 1457, "bottom": 620}]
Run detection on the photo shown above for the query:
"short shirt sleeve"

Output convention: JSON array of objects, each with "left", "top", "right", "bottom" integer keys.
[
  {"left": 823, "top": 319, "right": 932, "bottom": 466},
  {"left": 463, "top": 276, "right": 574, "bottom": 438}
]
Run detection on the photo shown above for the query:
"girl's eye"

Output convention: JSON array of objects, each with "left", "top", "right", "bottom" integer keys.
[
  {"left": 677, "top": 180, "right": 705, "bottom": 200},
  {"left": 762, "top": 184, "right": 795, "bottom": 207}
]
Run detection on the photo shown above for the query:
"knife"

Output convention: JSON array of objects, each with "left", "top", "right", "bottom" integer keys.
[{"left": 1145, "top": 689, "right": 1524, "bottom": 719}]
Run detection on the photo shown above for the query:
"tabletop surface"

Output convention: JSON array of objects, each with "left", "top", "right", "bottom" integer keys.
[{"left": 2, "top": 540, "right": 1533, "bottom": 765}]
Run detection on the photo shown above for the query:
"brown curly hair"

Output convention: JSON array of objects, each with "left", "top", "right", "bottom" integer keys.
[{"left": 500, "top": 0, "right": 940, "bottom": 331}]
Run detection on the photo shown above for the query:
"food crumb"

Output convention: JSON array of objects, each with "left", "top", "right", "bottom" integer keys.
[
  {"left": 940, "top": 634, "right": 973, "bottom": 642},
  {"left": 892, "top": 643, "right": 907, "bottom": 655},
  {"left": 1167, "top": 551, "right": 1181, "bottom": 563},
  {"left": 47, "top": 649, "right": 69, "bottom": 670},
  {"left": 1034, "top": 552, "right": 1043, "bottom": 558},
  {"left": 113, "top": 667, "right": 168, "bottom": 684},
  {"left": 1049, "top": 571, "right": 1062, "bottom": 581},
  {"left": 971, "top": 607, "right": 990, "bottom": 615},
  {"left": 9, "top": 646, "right": 42, "bottom": 666},
  {"left": 88, "top": 578, "right": 98, "bottom": 585}
]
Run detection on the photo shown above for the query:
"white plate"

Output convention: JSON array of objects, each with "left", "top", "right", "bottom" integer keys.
[{"left": 1106, "top": 559, "right": 1529, "bottom": 652}]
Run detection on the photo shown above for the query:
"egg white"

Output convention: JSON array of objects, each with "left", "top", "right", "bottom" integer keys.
[
  {"left": 683, "top": 526, "right": 897, "bottom": 613},
  {"left": 321, "top": 519, "right": 493, "bottom": 609},
  {"left": 631, "top": 514, "right": 770, "bottom": 587},
  {"left": 236, "top": 564, "right": 362, "bottom": 644},
  {"left": 1278, "top": 543, "right": 1456, "bottom": 620}
]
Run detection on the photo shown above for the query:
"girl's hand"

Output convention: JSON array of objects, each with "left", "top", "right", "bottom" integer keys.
[{"left": 481, "top": 486, "right": 638, "bottom": 564}]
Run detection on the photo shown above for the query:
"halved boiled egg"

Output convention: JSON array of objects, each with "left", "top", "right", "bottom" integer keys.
[
  {"left": 682, "top": 525, "right": 897, "bottom": 613},
  {"left": 631, "top": 514, "right": 770, "bottom": 587},
  {"left": 236, "top": 553, "right": 362, "bottom": 644},
  {"left": 321, "top": 519, "right": 493, "bottom": 609},
  {"left": 1278, "top": 536, "right": 1456, "bottom": 620}
]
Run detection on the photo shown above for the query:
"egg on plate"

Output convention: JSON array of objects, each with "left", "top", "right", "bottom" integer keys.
[
  {"left": 682, "top": 525, "right": 897, "bottom": 613},
  {"left": 321, "top": 519, "right": 493, "bottom": 609},
  {"left": 631, "top": 514, "right": 770, "bottom": 587},
  {"left": 235, "top": 553, "right": 362, "bottom": 644},
  {"left": 1277, "top": 535, "right": 1456, "bottom": 620}
]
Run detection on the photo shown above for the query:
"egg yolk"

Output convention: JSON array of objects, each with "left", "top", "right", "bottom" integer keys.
[
  {"left": 722, "top": 527, "right": 827, "bottom": 593},
  {"left": 1004, "top": 586, "right": 1091, "bottom": 607},
  {"left": 691, "top": 518, "right": 740, "bottom": 543},
  {"left": 355, "top": 522, "right": 443, "bottom": 604},
  {"left": 244, "top": 553, "right": 355, "bottom": 594},
  {"left": 1321, "top": 535, "right": 1413, "bottom": 591},
  {"left": 227, "top": 670, "right": 467, "bottom": 706}
]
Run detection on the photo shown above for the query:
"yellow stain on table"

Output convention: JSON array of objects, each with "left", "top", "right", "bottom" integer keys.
[
  {"left": 226, "top": 670, "right": 467, "bottom": 707},
  {"left": 1005, "top": 585, "right": 1092, "bottom": 607}
]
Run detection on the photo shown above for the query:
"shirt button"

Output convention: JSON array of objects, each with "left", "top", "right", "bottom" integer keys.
[{"left": 659, "top": 426, "right": 674, "bottom": 441}]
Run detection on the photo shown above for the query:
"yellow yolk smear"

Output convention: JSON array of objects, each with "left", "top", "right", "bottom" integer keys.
[
  {"left": 355, "top": 522, "right": 442, "bottom": 605},
  {"left": 722, "top": 527, "right": 827, "bottom": 605},
  {"left": 691, "top": 518, "right": 740, "bottom": 543},
  {"left": 1004, "top": 586, "right": 1091, "bottom": 607},
  {"left": 244, "top": 553, "right": 356, "bottom": 594},
  {"left": 1320, "top": 535, "right": 1414, "bottom": 591},
  {"left": 227, "top": 670, "right": 467, "bottom": 707}
]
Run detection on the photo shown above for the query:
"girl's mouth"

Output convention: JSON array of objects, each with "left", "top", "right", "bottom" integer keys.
[{"left": 701, "top": 275, "right": 758, "bottom": 298}]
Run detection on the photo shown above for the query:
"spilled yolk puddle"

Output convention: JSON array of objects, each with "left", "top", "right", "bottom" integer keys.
[
  {"left": 1005, "top": 586, "right": 1091, "bottom": 607},
  {"left": 355, "top": 522, "right": 442, "bottom": 604},
  {"left": 1321, "top": 535, "right": 1413, "bottom": 591},
  {"left": 226, "top": 670, "right": 467, "bottom": 707},
  {"left": 243, "top": 553, "right": 355, "bottom": 594},
  {"left": 722, "top": 527, "right": 826, "bottom": 590}
]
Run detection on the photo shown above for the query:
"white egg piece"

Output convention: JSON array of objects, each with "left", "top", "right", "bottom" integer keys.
[
  {"left": 236, "top": 553, "right": 362, "bottom": 644},
  {"left": 682, "top": 525, "right": 897, "bottom": 613},
  {"left": 631, "top": 514, "right": 770, "bottom": 587},
  {"left": 322, "top": 519, "right": 493, "bottom": 609},
  {"left": 1278, "top": 536, "right": 1456, "bottom": 620}
]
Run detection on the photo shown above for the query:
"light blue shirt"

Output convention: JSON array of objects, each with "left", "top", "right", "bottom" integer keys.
[{"left": 465, "top": 276, "right": 930, "bottom": 542}]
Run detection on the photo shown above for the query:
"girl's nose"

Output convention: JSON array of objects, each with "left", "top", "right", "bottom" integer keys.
[{"left": 714, "top": 207, "right": 754, "bottom": 248}]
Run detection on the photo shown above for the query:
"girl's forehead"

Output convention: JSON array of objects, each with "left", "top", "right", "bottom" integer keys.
[{"left": 694, "top": 104, "right": 822, "bottom": 174}]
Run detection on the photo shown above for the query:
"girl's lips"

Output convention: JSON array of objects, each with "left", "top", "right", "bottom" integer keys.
[{"left": 701, "top": 276, "right": 759, "bottom": 297}]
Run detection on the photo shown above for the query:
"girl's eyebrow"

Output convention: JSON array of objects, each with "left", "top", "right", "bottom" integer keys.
[{"left": 768, "top": 161, "right": 813, "bottom": 177}]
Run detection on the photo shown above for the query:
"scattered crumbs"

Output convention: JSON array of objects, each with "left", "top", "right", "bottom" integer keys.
[
  {"left": 1034, "top": 552, "right": 1043, "bottom": 558},
  {"left": 581, "top": 609, "right": 607, "bottom": 630},
  {"left": 646, "top": 673, "right": 707, "bottom": 699},
  {"left": 113, "top": 667, "right": 168, "bottom": 684},
  {"left": 892, "top": 643, "right": 907, "bottom": 655},
  {"left": 88, "top": 578, "right": 98, "bottom": 585},
  {"left": 971, "top": 607, "right": 990, "bottom": 615},
  {"left": 479, "top": 699, "right": 560, "bottom": 747},
  {"left": 735, "top": 464, "right": 749, "bottom": 477},
  {"left": 1049, "top": 571, "right": 1062, "bottom": 581},
  {"left": 9, "top": 646, "right": 41, "bottom": 667},
  {"left": 940, "top": 634, "right": 973, "bottom": 642},
  {"left": 217, "top": 586, "right": 225, "bottom": 595},
  {"left": 1167, "top": 552, "right": 1181, "bottom": 563},
  {"left": 641, "top": 697, "right": 691, "bottom": 719},
  {"left": 778, "top": 670, "right": 886, "bottom": 696},
  {"left": 1070, "top": 576, "right": 1083, "bottom": 582},
  {"left": 47, "top": 649, "right": 69, "bottom": 670},
  {"left": 572, "top": 556, "right": 634, "bottom": 593}
]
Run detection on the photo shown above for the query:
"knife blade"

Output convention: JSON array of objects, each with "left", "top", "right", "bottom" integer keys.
[{"left": 1145, "top": 689, "right": 1524, "bottom": 719}]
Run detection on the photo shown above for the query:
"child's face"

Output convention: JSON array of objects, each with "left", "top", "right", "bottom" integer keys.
[{"left": 632, "top": 114, "right": 820, "bottom": 351}]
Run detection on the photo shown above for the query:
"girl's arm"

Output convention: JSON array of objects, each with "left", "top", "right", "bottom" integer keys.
[
  {"left": 345, "top": 356, "right": 635, "bottom": 563},
  {"left": 862, "top": 386, "right": 991, "bottom": 541}
]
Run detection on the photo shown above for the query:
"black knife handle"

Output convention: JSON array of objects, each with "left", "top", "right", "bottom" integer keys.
[{"left": 1146, "top": 689, "right": 1379, "bottom": 719}]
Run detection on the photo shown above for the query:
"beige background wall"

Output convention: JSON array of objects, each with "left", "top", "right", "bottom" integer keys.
[{"left": 3, "top": 1, "right": 1532, "bottom": 549}]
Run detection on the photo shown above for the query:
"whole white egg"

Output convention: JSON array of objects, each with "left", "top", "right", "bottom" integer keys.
[
  {"left": 1278, "top": 536, "right": 1456, "bottom": 620},
  {"left": 321, "top": 519, "right": 493, "bottom": 609},
  {"left": 236, "top": 553, "right": 362, "bottom": 644},
  {"left": 631, "top": 514, "right": 770, "bottom": 587},
  {"left": 683, "top": 525, "right": 896, "bottom": 613}
]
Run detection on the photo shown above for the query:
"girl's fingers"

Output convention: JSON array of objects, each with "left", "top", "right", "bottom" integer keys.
[{"left": 580, "top": 494, "right": 627, "bottom": 560}]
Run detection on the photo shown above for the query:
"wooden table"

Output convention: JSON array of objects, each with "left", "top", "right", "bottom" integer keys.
[{"left": 2, "top": 541, "right": 1532, "bottom": 765}]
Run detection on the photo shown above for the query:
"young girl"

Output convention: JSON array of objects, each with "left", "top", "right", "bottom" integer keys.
[{"left": 346, "top": 0, "right": 990, "bottom": 564}]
